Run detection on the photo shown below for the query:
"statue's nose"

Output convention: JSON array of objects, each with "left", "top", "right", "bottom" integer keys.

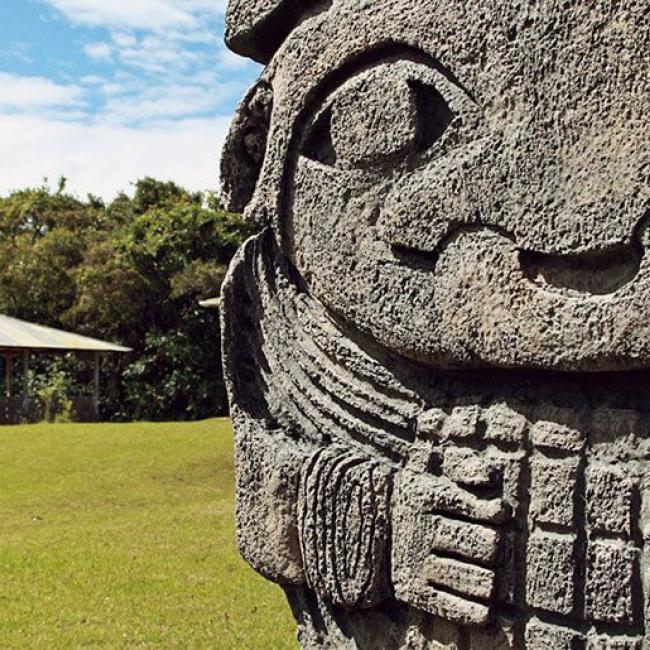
[{"left": 377, "top": 136, "right": 649, "bottom": 258}]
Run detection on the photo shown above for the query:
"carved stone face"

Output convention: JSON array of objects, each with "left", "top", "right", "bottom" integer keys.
[
  {"left": 222, "top": 4, "right": 650, "bottom": 647},
  {"left": 234, "top": 0, "right": 649, "bottom": 372}
]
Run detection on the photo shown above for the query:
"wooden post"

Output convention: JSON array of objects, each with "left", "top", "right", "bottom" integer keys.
[
  {"left": 21, "top": 351, "right": 30, "bottom": 419},
  {"left": 5, "top": 354, "right": 11, "bottom": 398},
  {"left": 93, "top": 352, "right": 100, "bottom": 419},
  {"left": 22, "top": 351, "right": 29, "bottom": 397}
]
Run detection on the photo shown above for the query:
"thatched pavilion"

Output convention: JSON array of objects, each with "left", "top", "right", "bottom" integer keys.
[{"left": 0, "top": 314, "right": 131, "bottom": 423}]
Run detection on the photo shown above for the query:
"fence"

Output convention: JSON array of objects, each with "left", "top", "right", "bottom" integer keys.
[{"left": 0, "top": 396, "right": 98, "bottom": 424}]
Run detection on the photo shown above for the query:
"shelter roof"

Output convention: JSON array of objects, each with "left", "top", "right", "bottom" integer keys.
[
  {"left": 0, "top": 314, "right": 131, "bottom": 353},
  {"left": 199, "top": 297, "right": 222, "bottom": 309}
]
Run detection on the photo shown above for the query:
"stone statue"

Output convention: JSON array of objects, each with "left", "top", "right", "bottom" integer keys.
[{"left": 219, "top": 1, "right": 650, "bottom": 647}]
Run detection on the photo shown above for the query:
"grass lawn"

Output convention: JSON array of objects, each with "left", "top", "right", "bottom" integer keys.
[{"left": 0, "top": 419, "right": 298, "bottom": 649}]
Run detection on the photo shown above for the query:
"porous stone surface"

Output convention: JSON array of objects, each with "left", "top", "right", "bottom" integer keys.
[{"left": 219, "top": 1, "right": 650, "bottom": 648}]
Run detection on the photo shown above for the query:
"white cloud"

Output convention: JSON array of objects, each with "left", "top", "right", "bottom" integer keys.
[
  {"left": 111, "top": 33, "right": 137, "bottom": 48},
  {"left": 218, "top": 47, "right": 251, "bottom": 71},
  {"left": 113, "top": 34, "right": 204, "bottom": 73},
  {"left": 102, "top": 82, "right": 237, "bottom": 124},
  {"left": 0, "top": 1, "right": 258, "bottom": 199},
  {"left": 44, "top": 0, "right": 226, "bottom": 33},
  {"left": 0, "top": 113, "right": 231, "bottom": 199},
  {"left": 99, "top": 82, "right": 128, "bottom": 96},
  {"left": 80, "top": 74, "right": 105, "bottom": 85},
  {"left": 0, "top": 73, "right": 83, "bottom": 109},
  {"left": 84, "top": 42, "right": 113, "bottom": 60}
]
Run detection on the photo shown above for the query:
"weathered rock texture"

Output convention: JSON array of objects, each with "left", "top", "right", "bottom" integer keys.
[{"left": 219, "top": 1, "right": 650, "bottom": 648}]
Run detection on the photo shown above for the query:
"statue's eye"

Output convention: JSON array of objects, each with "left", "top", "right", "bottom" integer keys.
[{"left": 302, "top": 63, "right": 454, "bottom": 169}]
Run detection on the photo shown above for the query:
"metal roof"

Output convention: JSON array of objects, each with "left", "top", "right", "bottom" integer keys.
[
  {"left": 199, "top": 297, "right": 222, "bottom": 309},
  {"left": 0, "top": 314, "right": 131, "bottom": 353}
]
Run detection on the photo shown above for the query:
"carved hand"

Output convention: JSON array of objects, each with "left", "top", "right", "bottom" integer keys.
[{"left": 392, "top": 457, "right": 509, "bottom": 626}]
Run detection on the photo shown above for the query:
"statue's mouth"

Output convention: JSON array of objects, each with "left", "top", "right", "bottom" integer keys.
[
  {"left": 389, "top": 215, "right": 649, "bottom": 298},
  {"left": 372, "top": 213, "right": 650, "bottom": 371},
  {"left": 519, "top": 242, "right": 643, "bottom": 296}
]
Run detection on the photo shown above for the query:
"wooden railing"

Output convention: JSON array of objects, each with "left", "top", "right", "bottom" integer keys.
[{"left": 0, "top": 397, "right": 98, "bottom": 424}]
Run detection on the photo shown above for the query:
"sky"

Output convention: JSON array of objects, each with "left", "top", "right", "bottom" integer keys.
[{"left": 0, "top": 0, "right": 261, "bottom": 199}]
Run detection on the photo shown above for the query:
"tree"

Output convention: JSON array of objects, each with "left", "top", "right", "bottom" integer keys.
[{"left": 0, "top": 178, "right": 255, "bottom": 421}]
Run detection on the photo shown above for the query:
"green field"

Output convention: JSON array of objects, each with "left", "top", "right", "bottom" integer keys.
[{"left": 0, "top": 419, "right": 297, "bottom": 649}]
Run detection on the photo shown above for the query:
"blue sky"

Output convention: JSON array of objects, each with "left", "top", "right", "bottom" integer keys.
[{"left": 0, "top": 0, "right": 261, "bottom": 199}]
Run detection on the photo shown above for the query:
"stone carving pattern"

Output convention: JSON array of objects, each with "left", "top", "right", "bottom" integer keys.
[{"left": 219, "top": 1, "right": 650, "bottom": 648}]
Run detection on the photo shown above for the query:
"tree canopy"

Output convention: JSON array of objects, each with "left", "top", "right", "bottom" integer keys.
[{"left": 0, "top": 177, "right": 255, "bottom": 421}]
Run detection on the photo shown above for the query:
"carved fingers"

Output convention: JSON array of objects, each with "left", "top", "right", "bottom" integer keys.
[{"left": 392, "top": 466, "right": 509, "bottom": 626}]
